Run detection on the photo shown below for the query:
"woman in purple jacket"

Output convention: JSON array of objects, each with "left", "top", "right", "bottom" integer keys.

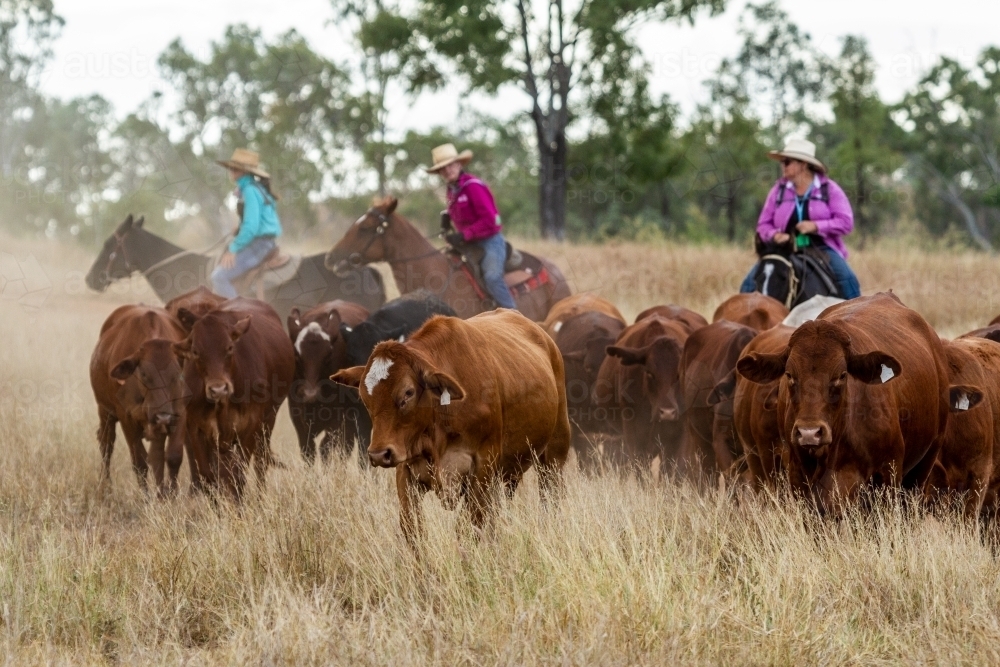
[
  {"left": 428, "top": 143, "right": 517, "bottom": 309},
  {"left": 739, "top": 138, "right": 861, "bottom": 299}
]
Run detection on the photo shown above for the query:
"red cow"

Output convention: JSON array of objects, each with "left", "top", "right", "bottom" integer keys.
[
  {"left": 678, "top": 320, "right": 758, "bottom": 477},
  {"left": 732, "top": 325, "right": 794, "bottom": 489},
  {"left": 331, "top": 310, "right": 570, "bottom": 544},
  {"left": 287, "top": 300, "right": 370, "bottom": 464},
  {"left": 594, "top": 315, "right": 690, "bottom": 470},
  {"left": 737, "top": 293, "right": 964, "bottom": 512},
  {"left": 543, "top": 293, "right": 625, "bottom": 337},
  {"left": 713, "top": 293, "right": 788, "bottom": 331},
  {"left": 90, "top": 305, "right": 188, "bottom": 496},
  {"left": 175, "top": 297, "right": 295, "bottom": 499},
  {"left": 551, "top": 310, "right": 627, "bottom": 471},
  {"left": 634, "top": 304, "right": 708, "bottom": 334}
]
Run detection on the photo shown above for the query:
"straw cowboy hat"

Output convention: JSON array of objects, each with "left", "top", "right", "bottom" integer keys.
[
  {"left": 216, "top": 148, "right": 270, "bottom": 179},
  {"left": 767, "top": 138, "right": 826, "bottom": 174},
  {"left": 426, "top": 143, "right": 473, "bottom": 173}
]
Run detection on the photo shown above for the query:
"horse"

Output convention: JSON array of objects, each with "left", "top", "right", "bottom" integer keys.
[
  {"left": 323, "top": 197, "right": 571, "bottom": 321},
  {"left": 86, "top": 214, "right": 387, "bottom": 320}
]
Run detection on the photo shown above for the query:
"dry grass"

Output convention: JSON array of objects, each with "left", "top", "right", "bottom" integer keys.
[{"left": 3, "top": 233, "right": 1000, "bottom": 664}]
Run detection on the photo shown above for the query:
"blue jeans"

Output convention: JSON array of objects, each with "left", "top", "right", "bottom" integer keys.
[
  {"left": 211, "top": 237, "right": 276, "bottom": 298},
  {"left": 477, "top": 233, "right": 517, "bottom": 309},
  {"left": 739, "top": 246, "right": 861, "bottom": 299}
]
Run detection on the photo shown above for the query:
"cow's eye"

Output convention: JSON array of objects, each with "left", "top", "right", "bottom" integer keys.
[{"left": 397, "top": 388, "right": 415, "bottom": 409}]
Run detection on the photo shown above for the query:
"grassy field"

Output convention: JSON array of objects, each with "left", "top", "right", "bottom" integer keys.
[{"left": 3, "top": 233, "right": 1000, "bottom": 664}]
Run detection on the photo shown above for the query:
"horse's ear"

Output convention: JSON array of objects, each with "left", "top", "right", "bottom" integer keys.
[
  {"left": 385, "top": 197, "right": 398, "bottom": 215},
  {"left": 134, "top": 216, "right": 145, "bottom": 228},
  {"left": 122, "top": 214, "right": 134, "bottom": 229}
]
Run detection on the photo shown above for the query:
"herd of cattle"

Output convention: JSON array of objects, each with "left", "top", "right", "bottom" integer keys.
[{"left": 90, "top": 283, "right": 1000, "bottom": 542}]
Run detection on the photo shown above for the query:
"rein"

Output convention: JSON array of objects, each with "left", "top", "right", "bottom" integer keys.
[
  {"left": 353, "top": 210, "right": 450, "bottom": 265},
  {"left": 140, "top": 232, "right": 233, "bottom": 277}
]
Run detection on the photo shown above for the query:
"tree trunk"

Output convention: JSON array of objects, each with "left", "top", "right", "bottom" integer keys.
[
  {"left": 943, "top": 181, "right": 993, "bottom": 252},
  {"left": 534, "top": 117, "right": 567, "bottom": 240}
]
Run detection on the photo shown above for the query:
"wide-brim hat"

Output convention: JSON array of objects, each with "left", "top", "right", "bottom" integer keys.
[
  {"left": 216, "top": 148, "right": 270, "bottom": 178},
  {"left": 767, "top": 138, "right": 826, "bottom": 174},
  {"left": 426, "top": 143, "right": 473, "bottom": 173}
]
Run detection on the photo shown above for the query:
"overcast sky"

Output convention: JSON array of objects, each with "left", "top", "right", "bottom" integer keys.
[{"left": 37, "top": 0, "right": 999, "bottom": 137}]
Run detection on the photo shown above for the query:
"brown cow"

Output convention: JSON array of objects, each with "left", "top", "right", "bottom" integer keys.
[
  {"left": 594, "top": 315, "right": 690, "bottom": 470},
  {"left": 331, "top": 310, "right": 571, "bottom": 544},
  {"left": 287, "top": 300, "right": 370, "bottom": 464},
  {"left": 678, "top": 320, "right": 758, "bottom": 477},
  {"left": 737, "top": 293, "right": 966, "bottom": 513},
  {"left": 924, "top": 338, "right": 991, "bottom": 518},
  {"left": 635, "top": 304, "right": 708, "bottom": 334},
  {"left": 175, "top": 297, "right": 295, "bottom": 499},
  {"left": 713, "top": 293, "right": 788, "bottom": 331},
  {"left": 543, "top": 293, "right": 625, "bottom": 337},
  {"left": 90, "top": 305, "right": 188, "bottom": 496},
  {"left": 732, "top": 325, "right": 794, "bottom": 489},
  {"left": 165, "top": 286, "right": 227, "bottom": 320},
  {"left": 551, "top": 310, "right": 627, "bottom": 471}
]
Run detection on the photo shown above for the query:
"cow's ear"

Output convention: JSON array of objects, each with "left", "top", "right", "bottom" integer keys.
[
  {"left": 231, "top": 316, "right": 252, "bottom": 342},
  {"left": 110, "top": 356, "right": 139, "bottom": 383},
  {"left": 736, "top": 350, "right": 788, "bottom": 384},
  {"left": 331, "top": 366, "right": 365, "bottom": 388},
  {"left": 606, "top": 345, "right": 647, "bottom": 366},
  {"left": 949, "top": 385, "right": 984, "bottom": 413},
  {"left": 707, "top": 370, "right": 737, "bottom": 406},
  {"left": 172, "top": 338, "right": 193, "bottom": 360},
  {"left": 287, "top": 311, "right": 301, "bottom": 341},
  {"left": 982, "top": 328, "right": 1000, "bottom": 345},
  {"left": 422, "top": 370, "right": 465, "bottom": 405},
  {"left": 176, "top": 307, "right": 199, "bottom": 331},
  {"left": 847, "top": 351, "right": 901, "bottom": 385},
  {"left": 324, "top": 311, "right": 343, "bottom": 338}
]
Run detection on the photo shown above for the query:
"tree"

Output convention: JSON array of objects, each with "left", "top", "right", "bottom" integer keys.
[
  {"left": 414, "top": 0, "right": 725, "bottom": 239},
  {"left": 709, "top": 1, "right": 829, "bottom": 141},
  {"left": 157, "top": 25, "right": 353, "bottom": 234},
  {"left": 894, "top": 48, "right": 1000, "bottom": 250},
  {"left": 812, "top": 36, "right": 901, "bottom": 240},
  {"left": 329, "top": 0, "right": 441, "bottom": 196}
]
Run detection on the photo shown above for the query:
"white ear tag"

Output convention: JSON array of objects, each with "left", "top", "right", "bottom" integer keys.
[
  {"left": 440, "top": 389, "right": 451, "bottom": 406},
  {"left": 880, "top": 364, "right": 894, "bottom": 383},
  {"left": 398, "top": 335, "right": 405, "bottom": 342},
  {"left": 957, "top": 393, "right": 970, "bottom": 411},
  {"left": 553, "top": 321, "right": 563, "bottom": 333}
]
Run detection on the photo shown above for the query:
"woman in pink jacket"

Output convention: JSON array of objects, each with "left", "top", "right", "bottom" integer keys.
[
  {"left": 428, "top": 143, "right": 517, "bottom": 309},
  {"left": 739, "top": 138, "right": 861, "bottom": 299}
]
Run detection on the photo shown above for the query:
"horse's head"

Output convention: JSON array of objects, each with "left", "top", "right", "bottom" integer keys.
[
  {"left": 86, "top": 214, "right": 145, "bottom": 291},
  {"left": 325, "top": 197, "right": 398, "bottom": 276}
]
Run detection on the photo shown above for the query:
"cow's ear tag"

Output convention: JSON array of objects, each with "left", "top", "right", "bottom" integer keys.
[
  {"left": 956, "top": 393, "right": 971, "bottom": 411},
  {"left": 398, "top": 335, "right": 405, "bottom": 343},
  {"left": 440, "top": 389, "right": 451, "bottom": 406},
  {"left": 880, "top": 364, "right": 894, "bottom": 383}
]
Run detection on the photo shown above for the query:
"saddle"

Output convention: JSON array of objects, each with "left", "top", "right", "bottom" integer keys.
[
  {"left": 446, "top": 241, "right": 551, "bottom": 304},
  {"left": 231, "top": 245, "right": 300, "bottom": 300}
]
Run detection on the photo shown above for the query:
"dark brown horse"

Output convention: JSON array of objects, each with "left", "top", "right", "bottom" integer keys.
[
  {"left": 324, "top": 198, "right": 571, "bottom": 321},
  {"left": 86, "top": 214, "right": 387, "bottom": 320}
]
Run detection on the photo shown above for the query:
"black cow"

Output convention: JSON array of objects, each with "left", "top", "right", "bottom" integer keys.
[{"left": 341, "top": 291, "right": 457, "bottom": 367}]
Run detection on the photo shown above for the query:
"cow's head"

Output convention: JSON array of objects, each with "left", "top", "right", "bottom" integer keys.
[
  {"left": 111, "top": 338, "right": 187, "bottom": 435},
  {"left": 331, "top": 340, "right": 463, "bottom": 469},
  {"left": 607, "top": 335, "right": 684, "bottom": 422},
  {"left": 737, "top": 320, "right": 902, "bottom": 452},
  {"left": 288, "top": 308, "right": 346, "bottom": 403},
  {"left": 341, "top": 320, "right": 408, "bottom": 367},
  {"left": 173, "top": 309, "right": 252, "bottom": 403}
]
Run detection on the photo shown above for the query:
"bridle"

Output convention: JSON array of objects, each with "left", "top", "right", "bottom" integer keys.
[
  {"left": 346, "top": 209, "right": 448, "bottom": 267},
  {"left": 102, "top": 227, "right": 139, "bottom": 280}
]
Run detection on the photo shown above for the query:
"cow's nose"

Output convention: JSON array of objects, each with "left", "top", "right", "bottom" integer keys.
[
  {"left": 657, "top": 407, "right": 679, "bottom": 422},
  {"left": 794, "top": 425, "right": 826, "bottom": 447},
  {"left": 301, "top": 386, "right": 319, "bottom": 403},
  {"left": 206, "top": 383, "right": 230, "bottom": 401},
  {"left": 154, "top": 412, "right": 177, "bottom": 427},
  {"left": 368, "top": 447, "right": 396, "bottom": 468}
]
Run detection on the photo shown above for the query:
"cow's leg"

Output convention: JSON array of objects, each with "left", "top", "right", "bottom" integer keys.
[
  {"left": 537, "top": 428, "right": 571, "bottom": 507},
  {"left": 96, "top": 408, "right": 117, "bottom": 491},
  {"left": 119, "top": 420, "right": 149, "bottom": 493},
  {"left": 396, "top": 462, "right": 431, "bottom": 549},
  {"left": 252, "top": 420, "right": 276, "bottom": 492},
  {"left": 163, "top": 418, "right": 185, "bottom": 497},
  {"left": 218, "top": 438, "right": 246, "bottom": 501},
  {"left": 147, "top": 432, "right": 166, "bottom": 498},
  {"left": 292, "top": 413, "right": 317, "bottom": 465}
]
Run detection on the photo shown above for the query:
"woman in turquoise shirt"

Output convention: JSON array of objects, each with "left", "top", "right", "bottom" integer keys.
[{"left": 211, "top": 148, "right": 283, "bottom": 298}]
